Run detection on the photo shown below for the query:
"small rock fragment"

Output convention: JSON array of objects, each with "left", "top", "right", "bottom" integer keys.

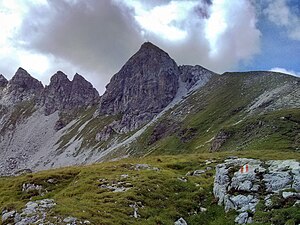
[{"left": 174, "top": 217, "right": 188, "bottom": 225}]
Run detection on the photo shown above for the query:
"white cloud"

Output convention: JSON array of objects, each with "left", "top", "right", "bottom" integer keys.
[
  {"left": 1, "top": 0, "right": 263, "bottom": 92},
  {"left": 204, "top": 0, "right": 261, "bottom": 68},
  {"left": 270, "top": 67, "right": 300, "bottom": 77},
  {"left": 117, "top": 0, "right": 261, "bottom": 72},
  {"left": 264, "top": 0, "right": 300, "bottom": 41},
  {"left": 118, "top": 0, "right": 200, "bottom": 41}
]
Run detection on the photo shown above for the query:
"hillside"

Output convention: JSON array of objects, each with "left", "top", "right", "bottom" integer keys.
[{"left": 1, "top": 150, "right": 300, "bottom": 225}]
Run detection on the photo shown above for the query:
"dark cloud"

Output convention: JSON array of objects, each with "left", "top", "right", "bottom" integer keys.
[
  {"left": 18, "top": 0, "right": 144, "bottom": 92},
  {"left": 16, "top": 0, "right": 261, "bottom": 92}
]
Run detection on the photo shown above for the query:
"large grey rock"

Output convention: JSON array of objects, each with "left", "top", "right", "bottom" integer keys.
[
  {"left": 263, "top": 172, "right": 292, "bottom": 192},
  {"left": 213, "top": 164, "right": 230, "bottom": 205},
  {"left": 63, "top": 216, "right": 77, "bottom": 223},
  {"left": 213, "top": 158, "right": 300, "bottom": 224},
  {"left": 174, "top": 217, "right": 188, "bottom": 225},
  {"left": 235, "top": 212, "right": 250, "bottom": 224},
  {"left": 22, "top": 183, "right": 43, "bottom": 193},
  {"left": 98, "top": 42, "right": 180, "bottom": 132},
  {"left": 2, "top": 210, "right": 16, "bottom": 222}
]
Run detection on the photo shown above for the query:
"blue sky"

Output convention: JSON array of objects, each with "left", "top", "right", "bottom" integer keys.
[
  {"left": 0, "top": 0, "right": 299, "bottom": 92},
  {"left": 240, "top": 0, "right": 300, "bottom": 74}
]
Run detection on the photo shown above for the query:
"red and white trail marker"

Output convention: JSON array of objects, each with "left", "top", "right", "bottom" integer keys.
[{"left": 240, "top": 164, "right": 249, "bottom": 173}]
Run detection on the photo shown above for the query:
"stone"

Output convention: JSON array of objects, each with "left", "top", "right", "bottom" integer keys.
[
  {"left": 120, "top": 174, "right": 129, "bottom": 179},
  {"left": 178, "top": 177, "right": 188, "bottom": 182},
  {"left": 200, "top": 207, "right": 207, "bottom": 212},
  {"left": 22, "top": 183, "right": 43, "bottom": 194},
  {"left": 2, "top": 210, "right": 16, "bottom": 222},
  {"left": 63, "top": 216, "right": 77, "bottom": 223},
  {"left": 135, "top": 164, "right": 150, "bottom": 170},
  {"left": 263, "top": 172, "right": 292, "bottom": 192},
  {"left": 174, "top": 217, "right": 188, "bottom": 225},
  {"left": 214, "top": 158, "right": 300, "bottom": 224},
  {"left": 235, "top": 212, "right": 249, "bottom": 224},
  {"left": 47, "top": 178, "right": 57, "bottom": 184},
  {"left": 282, "top": 192, "right": 300, "bottom": 199},
  {"left": 291, "top": 168, "right": 300, "bottom": 191},
  {"left": 213, "top": 164, "right": 230, "bottom": 205},
  {"left": 264, "top": 194, "right": 273, "bottom": 207},
  {"left": 192, "top": 170, "right": 206, "bottom": 176},
  {"left": 14, "top": 213, "right": 21, "bottom": 223},
  {"left": 129, "top": 202, "right": 140, "bottom": 219}
]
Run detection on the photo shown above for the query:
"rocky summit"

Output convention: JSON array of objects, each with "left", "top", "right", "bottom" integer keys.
[
  {"left": 98, "top": 42, "right": 181, "bottom": 132},
  {"left": 1, "top": 68, "right": 43, "bottom": 105},
  {"left": 41, "top": 71, "right": 99, "bottom": 115}
]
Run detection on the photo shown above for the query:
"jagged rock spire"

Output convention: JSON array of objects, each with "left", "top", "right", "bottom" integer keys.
[
  {"left": 42, "top": 71, "right": 99, "bottom": 115},
  {"left": 5, "top": 67, "right": 43, "bottom": 103}
]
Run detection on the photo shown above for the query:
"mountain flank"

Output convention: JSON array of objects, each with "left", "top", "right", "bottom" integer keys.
[{"left": 0, "top": 42, "right": 299, "bottom": 176}]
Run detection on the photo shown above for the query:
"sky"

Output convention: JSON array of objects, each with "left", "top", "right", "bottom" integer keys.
[{"left": 0, "top": 0, "right": 299, "bottom": 93}]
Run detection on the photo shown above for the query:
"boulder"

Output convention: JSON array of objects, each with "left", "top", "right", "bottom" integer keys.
[
  {"left": 174, "top": 217, "right": 188, "bottom": 225},
  {"left": 2, "top": 210, "right": 16, "bottom": 223},
  {"left": 213, "top": 158, "right": 300, "bottom": 224}
]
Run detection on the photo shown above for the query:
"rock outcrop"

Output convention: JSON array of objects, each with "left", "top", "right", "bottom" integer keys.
[
  {"left": 1, "top": 199, "right": 90, "bottom": 224},
  {"left": 214, "top": 158, "right": 300, "bottom": 224},
  {"left": 41, "top": 71, "right": 99, "bottom": 115},
  {"left": 98, "top": 42, "right": 180, "bottom": 132},
  {"left": 2, "top": 68, "right": 43, "bottom": 104},
  {"left": 179, "top": 65, "right": 214, "bottom": 90},
  {"left": 0, "top": 74, "right": 8, "bottom": 88}
]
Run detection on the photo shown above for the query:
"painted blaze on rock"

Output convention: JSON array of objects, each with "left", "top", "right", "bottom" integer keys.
[{"left": 213, "top": 158, "right": 300, "bottom": 224}]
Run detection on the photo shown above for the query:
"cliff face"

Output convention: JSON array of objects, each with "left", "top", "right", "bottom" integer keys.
[
  {"left": 0, "top": 68, "right": 43, "bottom": 105},
  {"left": 99, "top": 42, "right": 180, "bottom": 132},
  {"left": 41, "top": 72, "right": 99, "bottom": 115}
]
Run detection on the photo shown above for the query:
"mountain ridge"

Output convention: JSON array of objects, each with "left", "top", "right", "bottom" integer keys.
[{"left": 0, "top": 42, "right": 299, "bottom": 176}]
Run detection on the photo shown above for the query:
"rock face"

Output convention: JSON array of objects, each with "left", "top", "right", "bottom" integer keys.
[
  {"left": 214, "top": 158, "right": 300, "bottom": 224},
  {"left": 0, "top": 74, "right": 8, "bottom": 87},
  {"left": 179, "top": 65, "right": 214, "bottom": 90},
  {"left": 99, "top": 42, "right": 180, "bottom": 132},
  {"left": 41, "top": 71, "right": 99, "bottom": 115},
  {"left": 4, "top": 67, "right": 43, "bottom": 104}
]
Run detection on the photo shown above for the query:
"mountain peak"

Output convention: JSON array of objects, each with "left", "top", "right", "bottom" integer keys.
[
  {"left": 13, "top": 67, "right": 31, "bottom": 78},
  {"left": 5, "top": 68, "right": 43, "bottom": 103},
  {"left": 50, "top": 71, "right": 70, "bottom": 83},
  {"left": 136, "top": 41, "right": 169, "bottom": 57},
  {"left": 140, "top": 41, "right": 160, "bottom": 50},
  {"left": 0, "top": 74, "right": 8, "bottom": 87},
  {"left": 42, "top": 72, "right": 99, "bottom": 115},
  {"left": 99, "top": 42, "right": 180, "bottom": 132}
]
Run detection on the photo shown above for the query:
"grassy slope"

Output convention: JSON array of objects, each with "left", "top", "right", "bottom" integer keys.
[
  {"left": 1, "top": 150, "right": 299, "bottom": 225},
  {"left": 120, "top": 72, "right": 300, "bottom": 157}
]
